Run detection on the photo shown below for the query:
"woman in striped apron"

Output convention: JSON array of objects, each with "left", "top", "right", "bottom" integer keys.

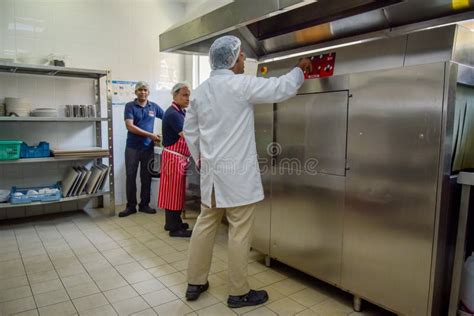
[{"left": 158, "top": 83, "right": 193, "bottom": 238}]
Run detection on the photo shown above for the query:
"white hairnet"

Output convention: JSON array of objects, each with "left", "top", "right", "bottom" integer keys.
[
  {"left": 135, "top": 81, "right": 149, "bottom": 91},
  {"left": 171, "top": 82, "right": 190, "bottom": 95},
  {"left": 209, "top": 35, "right": 241, "bottom": 70}
]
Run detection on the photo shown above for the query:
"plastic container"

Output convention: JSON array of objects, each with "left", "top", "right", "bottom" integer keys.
[
  {"left": 461, "top": 253, "right": 474, "bottom": 313},
  {"left": 10, "top": 184, "right": 61, "bottom": 204},
  {"left": 0, "top": 140, "right": 22, "bottom": 160},
  {"left": 20, "top": 141, "right": 50, "bottom": 158}
]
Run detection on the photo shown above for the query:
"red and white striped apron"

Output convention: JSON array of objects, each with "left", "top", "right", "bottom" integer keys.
[{"left": 158, "top": 106, "right": 190, "bottom": 211}]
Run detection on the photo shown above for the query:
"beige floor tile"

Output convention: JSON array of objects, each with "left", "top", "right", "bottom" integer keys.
[
  {"left": 270, "top": 278, "right": 307, "bottom": 296},
  {"left": 94, "top": 241, "right": 121, "bottom": 252},
  {"left": 267, "top": 297, "right": 306, "bottom": 316},
  {"left": 112, "top": 296, "right": 150, "bottom": 315},
  {"left": 0, "top": 275, "right": 29, "bottom": 291},
  {"left": 31, "top": 279, "right": 63, "bottom": 295},
  {"left": 27, "top": 270, "right": 59, "bottom": 285},
  {"left": 103, "top": 285, "right": 138, "bottom": 303},
  {"left": 131, "top": 279, "right": 165, "bottom": 295},
  {"left": 95, "top": 276, "right": 128, "bottom": 292},
  {"left": 0, "top": 251, "right": 21, "bottom": 262},
  {"left": 82, "top": 260, "right": 112, "bottom": 272},
  {"left": 138, "top": 256, "right": 166, "bottom": 269},
  {"left": 256, "top": 286, "right": 285, "bottom": 305},
  {"left": 289, "top": 288, "right": 328, "bottom": 308},
  {"left": 14, "top": 309, "right": 39, "bottom": 316},
  {"left": 310, "top": 298, "right": 353, "bottom": 315},
  {"left": 130, "top": 308, "right": 157, "bottom": 316},
  {"left": 73, "top": 293, "right": 109, "bottom": 312},
  {"left": 247, "top": 276, "right": 265, "bottom": 289},
  {"left": 196, "top": 302, "right": 237, "bottom": 315},
  {"left": 148, "top": 264, "right": 177, "bottom": 277},
  {"left": 79, "top": 304, "right": 118, "bottom": 316},
  {"left": 142, "top": 288, "right": 178, "bottom": 307},
  {"left": 1, "top": 296, "right": 36, "bottom": 315},
  {"left": 247, "top": 262, "right": 269, "bottom": 276},
  {"left": 171, "top": 259, "right": 188, "bottom": 272},
  {"left": 57, "top": 265, "right": 87, "bottom": 278},
  {"left": 0, "top": 285, "right": 32, "bottom": 302},
  {"left": 88, "top": 266, "right": 121, "bottom": 280},
  {"left": 66, "top": 281, "right": 101, "bottom": 299},
  {"left": 61, "top": 273, "right": 93, "bottom": 289},
  {"left": 38, "top": 301, "right": 76, "bottom": 316},
  {"left": 208, "top": 284, "right": 228, "bottom": 302},
  {"left": 168, "top": 283, "right": 187, "bottom": 299},
  {"left": 184, "top": 292, "right": 220, "bottom": 311},
  {"left": 157, "top": 272, "right": 187, "bottom": 287},
  {"left": 160, "top": 251, "right": 187, "bottom": 264},
  {"left": 153, "top": 299, "right": 192, "bottom": 316},
  {"left": 34, "top": 288, "right": 70, "bottom": 308},
  {"left": 115, "top": 262, "right": 144, "bottom": 275},
  {"left": 207, "top": 274, "right": 226, "bottom": 287},
  {"left": 242, "top": 306, "right": 277, "bottom": 316},
  {"left": 296, "top": 308, "right": 321, "bottom": 316},
  {"left": 252, "top": 270, "right": 287, "bottom": 287},
  {"left": 123, "top": 270, "right": 154, "bottom": 284}
]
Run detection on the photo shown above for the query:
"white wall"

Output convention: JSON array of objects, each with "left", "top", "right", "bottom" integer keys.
[{"left": 0, "top": 0, "right": 190, "bottom": 216}]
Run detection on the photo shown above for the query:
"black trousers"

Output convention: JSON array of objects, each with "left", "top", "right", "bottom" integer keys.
[{"left": 125, "top": 146, "right": 154, "bottom": 209}]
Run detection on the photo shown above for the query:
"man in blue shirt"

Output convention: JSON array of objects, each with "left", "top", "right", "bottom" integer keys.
[{"left": 119, "top": 81, "right": 164, "bottom": 217}]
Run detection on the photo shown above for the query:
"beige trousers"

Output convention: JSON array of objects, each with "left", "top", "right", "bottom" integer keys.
[{"left": 187, "top": 192, "right": 256, "bottom": 296}]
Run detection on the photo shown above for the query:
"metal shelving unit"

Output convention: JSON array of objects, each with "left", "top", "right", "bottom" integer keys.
[
  {"left": 0, "top": 61, "right": 115, "bottom": 215},
  {"left": 0, "top": 156, "right": 108, "bottom": 164},
  {"left": 0, "top": 192, "right": 110, "bottom": 209},
  {"left": 0, "top": 117, "right": 108, "bottom": 122}
]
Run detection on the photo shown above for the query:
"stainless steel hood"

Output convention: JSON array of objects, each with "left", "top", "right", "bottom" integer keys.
[{"left": 159, "top": 0, "right": 474, "bottom": 60}]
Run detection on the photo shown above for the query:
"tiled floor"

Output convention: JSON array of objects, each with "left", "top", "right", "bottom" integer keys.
[{"left": 0, "top": 208, "right": 396, "bottom": 316}]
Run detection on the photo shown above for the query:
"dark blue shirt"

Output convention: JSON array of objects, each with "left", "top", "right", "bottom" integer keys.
[
  {"left": 162, "top": 103, "right": 185, "bottom": 147},
  {"left": 124, "top": 99, "right": 164, "bottom": 150}
]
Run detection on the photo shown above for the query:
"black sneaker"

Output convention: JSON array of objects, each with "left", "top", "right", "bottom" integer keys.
[
  {"left": 138, "top": 206, "right": 156, "bottom": 214},
  {"left": 164, "top": 223, "right": 189, "bottom": 231},
  {"left": 186, "top": 282, "right": 209, "bottom": 301},
  {"left": 227, "top": 289, "right": 269, "bottom": 308},
  {"left": 169, "top": 229, "right": 192, "bottom": 238},
  {"left": 118, "top": 208, "right": 137, "bottom": 217}
]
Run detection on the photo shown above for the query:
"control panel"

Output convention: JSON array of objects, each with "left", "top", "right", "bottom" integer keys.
[{"left": 304, "top": 52, "right": 336, "bottom": 79}]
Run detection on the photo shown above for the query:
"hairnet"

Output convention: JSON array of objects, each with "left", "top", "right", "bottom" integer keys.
[
  {"left": 135, "top": 81, "right": 150, "bottom": 91},
  {"left": 171, "top": 82, "right": 190, "bottom": 95},
  {"left": 209, "top": 35, "right": 242, "bottom": 70}
]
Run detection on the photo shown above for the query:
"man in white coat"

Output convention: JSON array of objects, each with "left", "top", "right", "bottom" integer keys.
[{"left": 183, "top": 35, "right": 311, "bottom": 308}]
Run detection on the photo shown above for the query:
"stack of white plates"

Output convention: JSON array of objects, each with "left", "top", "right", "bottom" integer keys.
[
  {"left": 5, "top": 97, "right": 32, "bottom": 117},
  {"left": 0, "top": 190, "right": 10, "bottom": 203},
  {"left": 31, "top": 108, "right": 58, "bottom": 117}
]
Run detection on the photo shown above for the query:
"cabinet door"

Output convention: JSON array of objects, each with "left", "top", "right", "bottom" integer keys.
[{"left": 270, "top": 91, "right": 348, "bottom": 284}]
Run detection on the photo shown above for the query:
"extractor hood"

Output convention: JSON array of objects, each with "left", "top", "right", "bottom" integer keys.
[{"left": 159, "top": 0, "right": 474, "bottom": 60}]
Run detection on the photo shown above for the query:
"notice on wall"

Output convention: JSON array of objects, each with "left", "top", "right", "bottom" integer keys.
[{"left": 112, "top": 80, "right": 137, "bottom": 106}]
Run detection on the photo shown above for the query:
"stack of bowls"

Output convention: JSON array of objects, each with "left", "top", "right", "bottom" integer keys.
[
  {"left": 31, "top": 108, "right": 58, "bottom": 117},
  {"left": 5, "top": 97, "right": 32, "bottom": 117},
  {"left": 0, "top": 190, "right": 10, "bottom": 203}
]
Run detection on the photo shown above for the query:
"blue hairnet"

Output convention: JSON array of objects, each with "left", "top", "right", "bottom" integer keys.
[{"left": 209, "top": 35, "right": 241, "bottom": 70}]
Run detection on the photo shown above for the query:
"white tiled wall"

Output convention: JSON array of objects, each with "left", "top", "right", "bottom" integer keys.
[{"left": 0, "top": 0, "right": 190, "bottom": 217}]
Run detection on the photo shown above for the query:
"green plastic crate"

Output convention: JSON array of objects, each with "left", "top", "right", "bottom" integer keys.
[{"left": 0, "top": 141, "right": 22, "bottom": 160}]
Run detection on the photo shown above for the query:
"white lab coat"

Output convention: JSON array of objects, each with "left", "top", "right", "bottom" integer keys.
[{"left": 184, "top": 67, "right": 304, "bottom": 208}]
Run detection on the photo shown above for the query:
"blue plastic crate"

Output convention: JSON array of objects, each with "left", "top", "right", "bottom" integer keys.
[
  {"left": 10, "top": 184, "right": 61, "bottom": 204},
  {"left": 20, "top": 142, "right": 50, "bottom": 158}
]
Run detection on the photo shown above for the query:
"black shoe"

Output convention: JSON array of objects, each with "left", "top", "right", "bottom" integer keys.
[
  {"left": 138, "top": 206, "right": 156, "bottom": 214},
  {"left": 118, "top": 208, "right": 137, "bottom": 217},
  {"left": 164, "top": 222, "right": 189, "bottom": 231},
  {"left": 186, "top": 282, "right": 209, "bottom": 301},
  {"left": 169, "top": 229, "right": 192, "bottom": 238},
  {"left": 227, "top": 289, "right": 269, "bottom": 308}
]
